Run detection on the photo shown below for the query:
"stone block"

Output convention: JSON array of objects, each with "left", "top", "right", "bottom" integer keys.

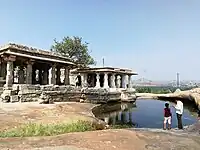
[
  {"left": 12, "top": 84, "right": 19, "bottom": 91},
  {"left": 10, "top": 95, "right": 19, "bottom": 103}
]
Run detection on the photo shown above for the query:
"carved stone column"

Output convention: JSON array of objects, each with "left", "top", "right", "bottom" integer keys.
[
  {"left": 91, "top": 74, "right": 95, "bottom": 87},
  {"left": 64, "top": 66, "right": 70, "bottom": 85},
  {"left": 39, "top": 69, "right": 43, "bottom": 85},
  {"left": 116, "top": 75, "right": 121, "bottom": 88},
  {"left": 103, "top": 73, "right": 109, "bottom": 88},
  {"left": 110, "top": 74, "right": 116, "bottom": 88},
  {"left": 80, "top": 73, "right": 87, "bottom": 87},
  {"left": 95, "top": 73, "right": 100, "bottom": 88},
  {"left": 32, "top": 66, "right": 36, "bottom": 84},
  {"left": 18, "top": 66, "right": 24, "bottom": 84},
  {"left": 121, "top": 74, "right": 127, "bottom": 88},
  {"left": 26, "top": 60, "right": 34, "bottom": 84},
  {"left": 43, "top": 67, "right": 49, "bottom": 85},
  {"left": 128, "top": 75, "right": 132, "bottom": 88},
  {"left": 49, "top": 64, "right": 56, "bottom": 85},
  {"left": 4, "top": 55, "right": 16, "bottom": 88},
  {"left": 81, "top": 73, "right": 88, "bottom": 87},
  {"left": 56, "top": 66, "right": 61, "bottom": 85},
  {"left": 0, "top": 62, "right": 6, "bottom": 79},
  {"left": 104, "top": 117, "right": 109, "bottom": 124}
]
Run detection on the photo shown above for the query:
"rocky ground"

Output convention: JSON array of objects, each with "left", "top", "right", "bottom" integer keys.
[
  {"left": 0, "top": 102, "right": 199, "bottom": 150},
  {"left": 0, "top": 102, "right": 97, "bottom": 131},
  {"left": 0, "top": 128, "right": 200, "bottom": 150}
]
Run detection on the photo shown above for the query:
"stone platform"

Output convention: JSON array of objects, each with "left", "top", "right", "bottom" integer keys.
[{"left": 0, "top": 84, "right": 136, "bottom": 104}]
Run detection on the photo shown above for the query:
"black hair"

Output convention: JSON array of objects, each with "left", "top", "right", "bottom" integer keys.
[{"left": 165, "top": 103, "right": 169, "bottom": 108}]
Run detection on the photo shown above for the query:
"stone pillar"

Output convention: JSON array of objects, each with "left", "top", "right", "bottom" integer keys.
[
  {"left": 82, "top": 74, "right": 88, "bottom": 87},
  {"left": 118, "top": 112, "right": 122, "bottom": 121},
  {"left": 116, "top": 75, "right": 121, "bottom": 88},
  {"left": 91, "top": 74, "right": 95, "bottom": 87},
  {"left": 26, "top": 60, "right": 34, "bottom": 84},
  {"left": 111, "top": 112, "right": 117, "bottom": 125},
  {"left": 0, "top": 62, "right": 6, "bottom": 79},
  {"left": 3, "top": 55, "right": 16, "bottom": 88},
  {"left": 80, "top": 73, "right": 87, "bottom": 87},
  {"left": 39, "top": 69, "right": 43, "bottom": 85},
  {"left": 13, "top": 67, "right": 18, "bottom": 83},
  {"left": 56, "top": 66, "right": 61, "bottom": 85},
  {"left": 18, "top": 66, "right": 24, "bottom": 84},
  {"left": 49, "top": 64, "right": 56, "bottom": 85},
  {"left": 103, "top": 73, "right": 109, "bottom": 88},
  {"left": 5, "top": 60, "right": 14, "bottom": 87},
  {"left": 95, "top": 73, "right": 100, "bottom": 88},
  {"left": 32, "top": 67, "right": 36, "bottom": 84},
  {"left": 121, "top": 75, "right": 127, "bottom": 88},
  {"left": 64, "top": 66, "right": 70, "bottom": 85},
  {"left": 104, "top": 117, "right": 109, "bottom": 124},
  {"left": 43, "top": 67, "right": 49, "bottom": 85},
  {"left": 110, "top": 74, "right": 116, "bottom": 88},
  {"left": 128, "top": 75, "right": 132, "bottom": 88}
]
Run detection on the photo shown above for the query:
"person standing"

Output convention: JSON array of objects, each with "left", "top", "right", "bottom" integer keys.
[
  {"left": 173, "top": 100, "right": 184, "bottom": 129},
  {"left": 163, "top": 103, "right": 172, "bottom": 130}
]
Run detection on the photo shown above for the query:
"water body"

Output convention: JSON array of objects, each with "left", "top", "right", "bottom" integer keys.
[{"left": 93, "top": 99, "right": 198, "bottom": 129}]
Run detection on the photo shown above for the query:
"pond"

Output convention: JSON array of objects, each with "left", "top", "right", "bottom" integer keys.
[{"left": 93, "top": 99, "right": 198, "bottom": 129}]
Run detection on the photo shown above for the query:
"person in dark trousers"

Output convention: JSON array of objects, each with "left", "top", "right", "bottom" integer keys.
[
  {"left": 173, "top": 100, "right": 183, "bottom": 129},
  {"left": 163, "top": 103, "right": 172, "bottom": 130},
  {"left": 75, "top": 75, "right": 82, "bottom": 87}
]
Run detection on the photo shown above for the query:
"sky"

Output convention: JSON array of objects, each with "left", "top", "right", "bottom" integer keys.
[{"left": 0, "top": 0, "right": 200, "bottom": 81}]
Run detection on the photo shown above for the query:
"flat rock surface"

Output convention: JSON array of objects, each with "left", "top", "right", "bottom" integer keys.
[
  {"left": 0, "top": 129, "right": 200, "bottom": 150},
  {"left": 0, "top": 102, "right": 96, "bottom": 130}
]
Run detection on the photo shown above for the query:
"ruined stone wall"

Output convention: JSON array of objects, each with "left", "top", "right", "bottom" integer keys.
[
  {"left": 17, "top": 84, "right": 42, "bottom": 102},
  {"left": 1, "top": 84, "right": 135, "bottom": 104},
  {"left": 40, "top": 85, "right": 81, "bottom": 103},
  {"left": 39, "top": 87, "right": 121, "bottom": 104},
  {"left": 81, "top": 88, "right": 121, "bottom": 104}
]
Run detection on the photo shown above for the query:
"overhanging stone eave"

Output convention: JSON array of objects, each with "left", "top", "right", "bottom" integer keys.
[
  {"left": 71, "top": 69, "right": 138, "bottom": 75},
  {"left": 4, "top": 50, "right": 76, "bottom": 66},
  {"left": 0, "top": 43, "right": 74, "bottom": 63}
]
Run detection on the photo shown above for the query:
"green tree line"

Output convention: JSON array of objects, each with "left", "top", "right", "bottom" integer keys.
[{"left": 135, "top": 86, "right": 195, "bottom": 94}]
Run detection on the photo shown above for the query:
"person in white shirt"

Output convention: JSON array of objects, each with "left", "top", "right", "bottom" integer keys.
[{"left": 173, "top": 100, "right": 184, "bottom": 129}]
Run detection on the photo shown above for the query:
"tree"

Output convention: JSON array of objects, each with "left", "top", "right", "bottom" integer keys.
[{"left": 51, "top": 36, "right": 95, "bottom": 67}]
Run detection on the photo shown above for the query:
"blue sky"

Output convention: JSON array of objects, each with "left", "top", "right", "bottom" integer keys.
[{"left": 0, "top": 0, "right": 200, "bottom": 81}]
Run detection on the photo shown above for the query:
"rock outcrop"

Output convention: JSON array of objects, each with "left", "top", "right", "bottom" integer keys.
[{"left": 136, "top": 88, "right": 200, "bottom": 109}]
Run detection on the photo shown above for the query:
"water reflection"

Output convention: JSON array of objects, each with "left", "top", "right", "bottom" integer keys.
[
  {"left": 93, "top": 100, "right": 198, "bottom": 128},
  {"left": 93, "top": 102, "right": 138, "bottom": 127}
]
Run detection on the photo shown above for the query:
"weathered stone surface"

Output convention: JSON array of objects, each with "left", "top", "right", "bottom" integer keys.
[
  {"left": 1, "top": 89, "right": 16, "bottom": 102},
  {"left": 38, "top": 85, "right": 81, "bottom": 103},
  {"left": 83, "top": 88, "right": 121, "bottom": 104},
  {"left": 120, "top": 88, "right": 136, "bottom": 102},
  {"left": 18, "top": 84, "right": 41, "bottom": 91},
  {"left": 10, "top": 95, "right": 19, "bottom": 103},
  {"left": 39, "top": 93, "right": 54, "bottom": 104},
  {"left": 1, "top": 83, "right": 136, "bottom": 104},
  {"left": 17, "top": 85, "right": 42, "bottom": 102}
]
